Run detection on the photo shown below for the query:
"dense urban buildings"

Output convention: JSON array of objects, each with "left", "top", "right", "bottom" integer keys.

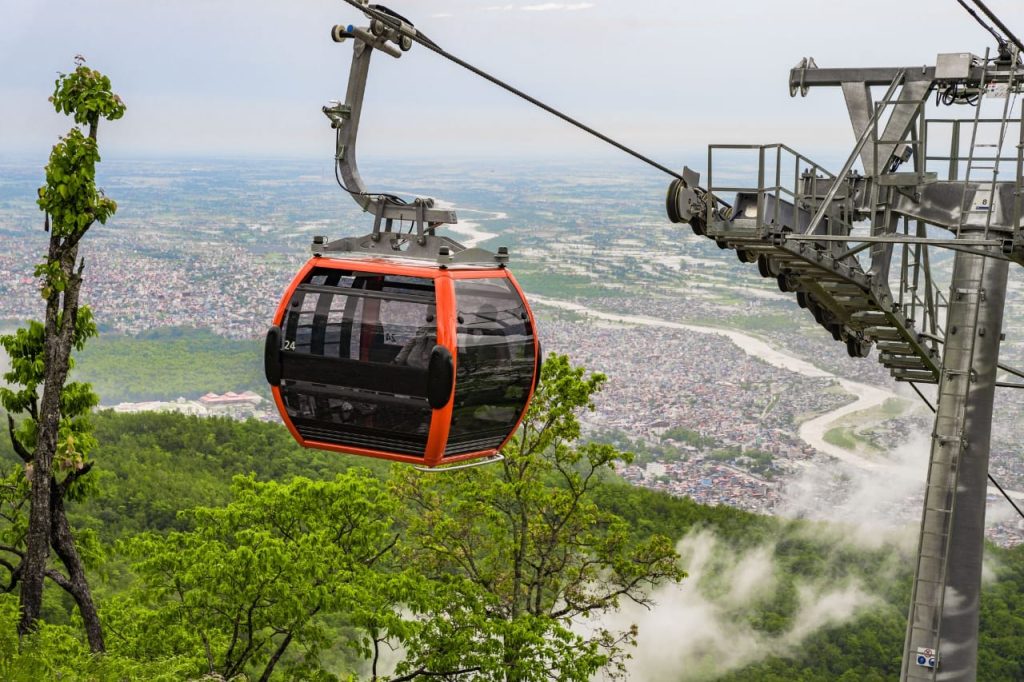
[{"left": 1, "top": 158, "right": 1021, "bottom": 545}]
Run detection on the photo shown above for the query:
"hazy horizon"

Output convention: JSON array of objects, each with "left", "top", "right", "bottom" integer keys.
[{"left": 3, "top": 0, "right": 1022, "bottom": 161}]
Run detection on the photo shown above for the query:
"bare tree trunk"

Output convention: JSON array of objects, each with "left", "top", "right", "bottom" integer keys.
[
  {"left": 50, "top": 476, "right": 104, "bottom": 652},
  {"left": 17, "top": 242, "right": 81, "bottom": 636},
  {"left": 257, "top": 632, "right": 294, "bottom": 682}
]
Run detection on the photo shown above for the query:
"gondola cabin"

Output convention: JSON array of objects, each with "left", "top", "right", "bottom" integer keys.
[{"left": 265, "top": 256, "right": 540, "bottom": 468}]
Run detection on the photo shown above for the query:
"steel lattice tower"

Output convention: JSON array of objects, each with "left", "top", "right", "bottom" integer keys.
[{"left": 666, "top": 47, "right": 1024, "bottom": 681}]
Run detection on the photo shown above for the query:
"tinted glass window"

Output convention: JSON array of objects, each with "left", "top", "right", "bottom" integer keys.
[
  {"left": 446, "top": 278, "right": 536, "bottom": 456},
  {"left": 279, "top": 269, "right": 437, "bottom": 456}
]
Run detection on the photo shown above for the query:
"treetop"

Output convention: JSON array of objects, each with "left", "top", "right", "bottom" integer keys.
[{"left": 50, "top": 57, "right": 126, "bottom": 128}]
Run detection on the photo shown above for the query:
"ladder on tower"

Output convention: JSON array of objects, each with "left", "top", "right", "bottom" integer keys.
[
  {"left": 954, "top": 52, "right": 1021, "bottom": 240},
  {"left": 900, "top": 285, "right": 984, "bottom": 681},
  {"left": 901, "top": 47, "right": 1022, "bottom": 682},
  {"left": 897, "top": 216, "right": 947, "bottom": 362}
]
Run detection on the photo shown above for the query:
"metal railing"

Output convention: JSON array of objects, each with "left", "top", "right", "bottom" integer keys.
[
  {"left": 706, "top": 143, "right": 840, "bottom": 233},
  {"left": 924, "top": 117, "right": 1023, "bottom": 181},
  {"left": 896, "top": 216, "right": 948, "bottom": 342}
]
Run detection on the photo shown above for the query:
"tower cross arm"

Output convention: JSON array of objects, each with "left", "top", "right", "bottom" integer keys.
[
  {"left": 791, "top": 64, "right": 937, "bottom": 92},
  {"left": 790, "top": 56, "right": 1021, "bottom": 94}
]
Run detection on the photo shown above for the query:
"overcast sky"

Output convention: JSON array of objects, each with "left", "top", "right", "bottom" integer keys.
[{"left": 2, "top": 0, "right": 1022, "bottom": 166}]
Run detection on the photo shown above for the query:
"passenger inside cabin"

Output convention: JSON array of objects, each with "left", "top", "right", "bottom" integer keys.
[{"left": 394, "top": 307, "right": 436, "bottom": 369}]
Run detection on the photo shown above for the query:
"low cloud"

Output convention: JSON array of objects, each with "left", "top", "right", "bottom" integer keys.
[
  {"left": 780, "top": 427, "right": 931, "bottom": 550},
  {"left": 592, "top": 530, "right": 882, "bottom": 681}
]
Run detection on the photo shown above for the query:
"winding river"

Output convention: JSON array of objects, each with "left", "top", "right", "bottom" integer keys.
[{"left": 529, "top": 296, "right": 1024, "bottom": 500}]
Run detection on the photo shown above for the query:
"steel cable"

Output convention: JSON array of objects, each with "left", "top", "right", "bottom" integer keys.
[
  {"left": 956, "top": 0, "right": 1013, "bottom": 51},
  {"left": 339, "top": 0, "right": 686, "bottom": 182},
  {"left": 968, "top": 0, "right": 1024, "bottom": 55}
]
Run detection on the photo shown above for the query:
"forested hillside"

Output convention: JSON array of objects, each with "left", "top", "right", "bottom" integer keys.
[{"left": 0, "top": 408, "right": 1021, "bottom": 680}]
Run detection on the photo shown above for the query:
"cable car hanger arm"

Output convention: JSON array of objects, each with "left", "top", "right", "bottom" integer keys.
[
  {"left": 322, "top": 12, "right": 516, "bottom": 266},
  {"left": 326, "top": 19, "right": 457, "bottom": 227}
]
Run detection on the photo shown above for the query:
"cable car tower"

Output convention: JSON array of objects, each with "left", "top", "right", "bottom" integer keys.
[{"left": 666, "top": 32, "right": 1024, "bottom": 682}]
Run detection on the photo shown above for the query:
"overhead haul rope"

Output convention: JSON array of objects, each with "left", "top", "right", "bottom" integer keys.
[
  {"left": 908, "top": 382, "right": 1024, "bottom": 522},
  {"left": 964, "top": 0, "right": 1024, "bottom": 55},
  {"left": 343, "top": 0, "right": 1024, "bottom": 522},
  {"left": 956, "top": 0, "right": 1014, "bottom": 52},
  {"left": 338, "top": 0, "right": 688, "bottom": 184}
]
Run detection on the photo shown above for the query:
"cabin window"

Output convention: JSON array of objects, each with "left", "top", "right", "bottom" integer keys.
[
  {"left": 278, "top": 269, "right": 437, "bottom": 456},
  {"left": 446, "top": 278, "right": 536, "bottom": 456}
]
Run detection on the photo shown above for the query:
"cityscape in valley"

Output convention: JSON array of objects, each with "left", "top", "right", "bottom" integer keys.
[{"left": 2, "top": 156, "right": 1023, "bottom": 547}]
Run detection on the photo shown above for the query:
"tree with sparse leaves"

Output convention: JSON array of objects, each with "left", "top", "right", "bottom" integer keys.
[
  {"left": 0, "top": 56, "right": 124, "bottom": 648},
  {"left": 389, "top": 354, "right": 686, "bottom": 681}
]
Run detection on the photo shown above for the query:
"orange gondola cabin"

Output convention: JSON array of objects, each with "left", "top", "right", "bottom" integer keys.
[
  {"left": 265, "top": 252, "right": 540, "bottom": 468},
  {"left": 267, "top": 10, "right": 542, "bottom": 467}
]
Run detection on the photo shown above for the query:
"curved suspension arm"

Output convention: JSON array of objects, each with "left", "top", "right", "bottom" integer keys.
[
  {"left": 328, "top": 19, "right": 457, "bottom": 226},
  {"left": 334, "top": 34, "right": 372, "bottom": 207}
]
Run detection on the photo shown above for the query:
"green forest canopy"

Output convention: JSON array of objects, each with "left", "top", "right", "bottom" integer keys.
[{"left": 0, "top": 411, "right": 1019, "bottom": 680}]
